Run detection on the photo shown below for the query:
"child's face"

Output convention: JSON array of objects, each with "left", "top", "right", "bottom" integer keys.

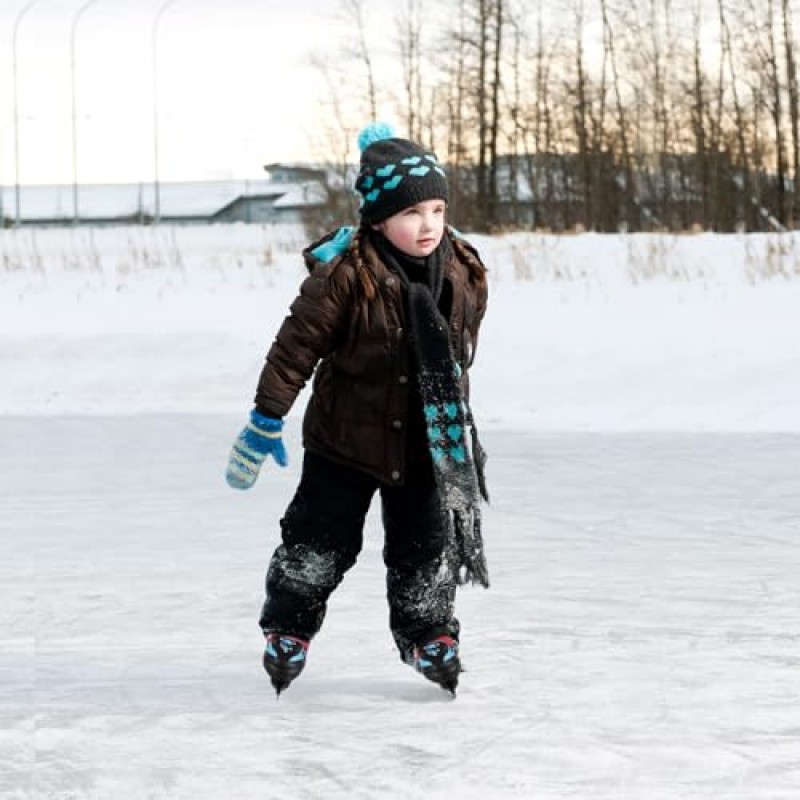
[{"left": 374, "top": 199, "right": 446, "bottom": 258}]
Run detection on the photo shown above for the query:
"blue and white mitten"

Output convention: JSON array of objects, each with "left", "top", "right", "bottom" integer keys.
[{"left": 225, "top": 409, "right": 288, "bottom": 489}]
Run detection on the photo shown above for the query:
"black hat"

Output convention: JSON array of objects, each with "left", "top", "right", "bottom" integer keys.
[{"left": 355, "top": 122, "right": 449, "bottom": 224}]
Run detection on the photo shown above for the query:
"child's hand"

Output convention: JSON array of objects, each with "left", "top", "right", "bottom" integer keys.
[{"left": 225, "top": 410, "right": 288, "bottom": 489}]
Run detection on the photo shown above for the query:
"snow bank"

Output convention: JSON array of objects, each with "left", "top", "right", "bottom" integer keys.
[{"left": 1, "top": 224, "right": 799, "bottom": 430}]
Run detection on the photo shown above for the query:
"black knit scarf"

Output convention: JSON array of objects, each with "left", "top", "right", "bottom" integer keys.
[{"left": 372, "top": 232, "right": 490, "bottom": 588}]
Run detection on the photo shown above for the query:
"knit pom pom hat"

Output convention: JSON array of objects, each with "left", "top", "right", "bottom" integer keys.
[{"left": 355, "top": 122, "right": 449, "bottom": 224}]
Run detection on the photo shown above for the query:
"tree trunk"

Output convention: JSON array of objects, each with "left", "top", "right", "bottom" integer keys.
[
  {"left": 487, "top": 0, "right": 503, "bottom": 229},
  {"left": 782, "top": 0, "right": 799, "bottom": 226}
]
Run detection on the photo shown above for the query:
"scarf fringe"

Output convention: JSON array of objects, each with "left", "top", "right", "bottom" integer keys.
[
  {"left": 450, "top": 507, "right": 490, "bottom": 588},
  {"left": 467, "top": 406, "right": 489, "bottom": 503}
]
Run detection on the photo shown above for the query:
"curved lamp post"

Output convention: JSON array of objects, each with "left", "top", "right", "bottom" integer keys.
[
  {"left": 12, "top": 0, "right": 42, "bottom": 227},
  {"left": 70, "top": 0, "right": 102, "bottom": 224},
  {"left": 152, "top": 0, "right": 179, "bottom": 223}
]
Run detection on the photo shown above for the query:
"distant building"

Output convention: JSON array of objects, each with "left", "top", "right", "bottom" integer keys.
[
  {"left": 263, "top": 164, "right": 329, "bottom": 185},
  {"left": 1, "top": 165, "right": 329, "bottom": 227}
]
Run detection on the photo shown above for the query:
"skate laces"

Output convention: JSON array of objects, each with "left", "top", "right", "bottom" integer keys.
[
  {"left": 414, "top": 635, "right": 458, "bottom": 670},
  {"left": 412, "top": 634, "right": 461, "bottom": 695},
  {"left": 264, "top": 633, "right": 308, "bottom": 664},
  {"left": 263, "top": 633, "right": 309, "bottom": 696}
]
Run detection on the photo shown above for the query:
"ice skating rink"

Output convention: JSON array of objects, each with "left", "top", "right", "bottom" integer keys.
[{"left": 3, "top": 419, "right": 798, "bottom": 799}]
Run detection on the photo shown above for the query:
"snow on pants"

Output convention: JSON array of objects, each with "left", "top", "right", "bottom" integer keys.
[{"left": 258, "top": 449, "right": 459, "bottom": 661}]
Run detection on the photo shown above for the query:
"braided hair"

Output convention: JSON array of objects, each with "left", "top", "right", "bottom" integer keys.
[
  {"left": 346, "top": 224, "right": 379, "bottom": 303},
  {"left": 449, "top": 231, "right": 488, "bottom": 293}
]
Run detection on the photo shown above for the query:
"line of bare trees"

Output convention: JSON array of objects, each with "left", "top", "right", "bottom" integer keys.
[{"left": 308, "top": 0, "right": 800, "bottom": 233}]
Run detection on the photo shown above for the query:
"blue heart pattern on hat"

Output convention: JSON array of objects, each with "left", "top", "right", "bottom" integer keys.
[{"left": 355, "top": 122, "right": 449, "bottom": 223}]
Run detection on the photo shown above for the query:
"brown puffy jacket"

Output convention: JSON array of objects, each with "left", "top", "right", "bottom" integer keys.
[{"left": 254, "top": 227, "right": 488, "bottom": 485}]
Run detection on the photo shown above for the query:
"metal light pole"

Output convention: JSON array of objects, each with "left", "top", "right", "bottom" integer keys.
[
  {"left": 70, "top": 0, "right": 101, "bottom": 225},
  {"left": 152, "top": 0, "right": 179, "bottom": 223},
  {"left": 12, "top": 0, "right": 41, "bottom": 227}
]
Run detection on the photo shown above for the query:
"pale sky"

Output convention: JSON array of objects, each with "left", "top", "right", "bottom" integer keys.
[{"left": 0, "top": 0, "right": 395, "bottom": 185}]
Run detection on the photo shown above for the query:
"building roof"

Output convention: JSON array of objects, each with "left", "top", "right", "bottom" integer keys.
[
  {"left": 0, "top": 177, "right": 326, "bottom": 223},
  {"left": 272, "top": 182, "right": 329, "bottom": 209}
]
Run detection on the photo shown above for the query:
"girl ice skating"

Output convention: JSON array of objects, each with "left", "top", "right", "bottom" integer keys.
[{"left": 226, "top": 122, "right": 490, "bottom": 696}]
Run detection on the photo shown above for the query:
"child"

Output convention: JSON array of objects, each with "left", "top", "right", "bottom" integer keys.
[{"left": 225, "top": 122, "right": 489, "bottom": 696}]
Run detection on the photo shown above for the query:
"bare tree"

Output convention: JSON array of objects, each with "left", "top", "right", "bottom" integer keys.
[
  {"left": 601, "top": 0, "right": 634, "bottom": 229},
  {"left": 301, "top": 0, "right": 800, "bottom": 233},
  {"left": 442, "top": 0, "right": 470, "bottom": 224},
  {"left": 761, "top": 0, "right": 788, "bottom": 223},
  {"left": 719, "top": 0, "right": 751, "bottom": 228},
  {"left": 475, "top": 0, "right": 490, "bottom": 222},
  {"left": 572, "top": 0, "right": 592, "bottom": 228},
  {"left": 340, "top": 0, "right": 379, "bottom": 121},
  {"left": 487, "top": 0, "right": 504, "bottom": 228},
  {"left": 782, "top": 0, "right": 799, "bottom": 225},
  {"left": 438, "top": 0, "right": 507, "bottom": 230},
  {"left": 305, "top": 54, "right": 361, "bottom": 235},
  {"left": 397, "top": 0, "right": 424, "bottom": 141},
  {"left": 689, "top": 0, "right": 711, "bottom": 227}
]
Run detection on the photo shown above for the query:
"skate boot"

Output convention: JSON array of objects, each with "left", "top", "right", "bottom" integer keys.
[
  {"left": 262, "top": 633, "right": 309, "bottom": 696},
  {"left": 413, "top": 634, "right": 461, "bottom": 696}
]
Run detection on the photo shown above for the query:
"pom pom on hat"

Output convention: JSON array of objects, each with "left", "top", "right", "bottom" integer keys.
[
  {"left": 354, "top": 123, "right": 448, "bottom": 224},
  {"left": 358, "top": 122, "right": 396, "bottom": 153}
]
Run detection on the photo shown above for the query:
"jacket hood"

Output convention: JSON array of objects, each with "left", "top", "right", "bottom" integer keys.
[{"left": 303, "top": 227, "right": 357, "bottom": 273}]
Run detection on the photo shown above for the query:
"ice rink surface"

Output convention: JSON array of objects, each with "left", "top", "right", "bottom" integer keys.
[{"left": 3, "top": 418, "right": 798, "bottom": 799}]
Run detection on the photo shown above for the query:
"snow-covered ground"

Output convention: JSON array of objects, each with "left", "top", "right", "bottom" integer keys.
[
  {"left": 2, "top": 224, "right": 800, "bottom": 429},
  {"left": 2, "top": 225, "right": 799, "bottom": 798}
]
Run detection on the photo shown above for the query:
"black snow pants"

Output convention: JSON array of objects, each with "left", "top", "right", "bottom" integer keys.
[{"left": 258, "top": 449, "right": 458, "bottom": 661}]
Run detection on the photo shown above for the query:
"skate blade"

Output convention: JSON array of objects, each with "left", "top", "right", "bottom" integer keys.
[
  {"left": 421, "top": 666, "right": 460, "bottom": 696},
  {"left": 441, "top": 677, "right": 459, "bottom": 697}
]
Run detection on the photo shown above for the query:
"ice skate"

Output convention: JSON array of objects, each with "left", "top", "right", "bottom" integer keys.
[
  {"left": 413, "top": 634, "right": 461, "bottom": 696},
  {"left": 262, "top": 633, "right": 309, "bottom": 696}
]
